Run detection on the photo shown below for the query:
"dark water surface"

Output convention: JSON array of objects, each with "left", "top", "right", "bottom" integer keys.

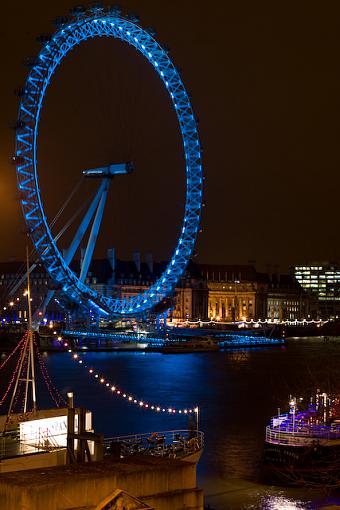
[{"left": 10, "top": 339, "right": 340, "bottom": 509}]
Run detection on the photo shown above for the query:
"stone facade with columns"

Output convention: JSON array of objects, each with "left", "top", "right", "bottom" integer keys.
[{"left": 207, "top": 281, "right": 256, "bottom": 321}]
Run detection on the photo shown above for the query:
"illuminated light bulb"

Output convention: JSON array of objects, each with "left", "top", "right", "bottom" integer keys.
[
  {"left": 189, "top": 409, "right": 192, "bottom": 413},
  {"left": 156, "top": 407, "right": 160, "bottom": 412},
  {"left": 111, "top": 386, "right": 115, "bottom": 391},
  {"left": 139, "top": 401, "right": 144, "bottom": 406},
  {"left": 73, "top": 354, "right": 78, "bottom": 359},
  {"left": 145, "top": 404, "right": 149, "bottom": 408},
  {"left": 179, "top": 410, "right": 182, "bottom": 414},
  {"left": 151, "top": 406, "right": 154, "bottom": 410},
  {"left": 194, "top": 407, "right": 199, "bottom": 413},
  {"left": 128, "top": 396, "right": 132, "bottom": 401},
  {"left": 100, "top": 378, "right": 104, "bottom": 383},
  {"left": 64, "top": 343, "right": 68, "bottom": 347},
  {"left": 172, "top": 410, "right": 176, "bottom": 413},
  {"left": 68, "top": 349, "right": 72, "bottom": 353},
  {"left": 168, "top": 408, "right": 172, "bottom": 413},
  {"left": 117, "top": 390, "right": 121, "bottom": 394},
  {"left": 134, "top": 399, "right": 137, "bottom": 403},
  {"left": 89, "top": 369, "right": 93, "bottom": 374},
  {"left": 79, "top": 360, "right": 83, "bottom": 364},
  {"left": 95, "top": 374, "right": 99, "bottom": 378},
  {"left": 106, "top": 383, "right": 109, "bottom": 387},
  {"left": 123, "top": 394, "right": 126, "bottom": 398},
  {"left": 162, "top": 409, "right": 166, "bottom": 412}
]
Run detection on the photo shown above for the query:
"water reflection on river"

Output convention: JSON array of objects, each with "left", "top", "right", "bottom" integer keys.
[{"left": 40, "top": 338, "right": 340, "bottom": 509}]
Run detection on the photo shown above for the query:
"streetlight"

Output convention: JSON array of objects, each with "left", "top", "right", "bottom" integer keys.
[{"left": 233, "top": 280, "right": 240, "bottom": 322}]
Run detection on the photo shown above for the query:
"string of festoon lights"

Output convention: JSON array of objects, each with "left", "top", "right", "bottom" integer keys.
[
  {"left": 0, "top": 334, "right": 27, "bottom": 407},
  {"left": 0, "top": 333, "right": 26, "bottom": 371},
  {"left": 67, "top": 347, "right": 198, "bottom": 416}
]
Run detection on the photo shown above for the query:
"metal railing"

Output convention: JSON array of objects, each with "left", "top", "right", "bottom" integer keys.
[
  {"left": 104, "top": 429, "right": 204, "bottom": 460},
  {"left": 270, "top": 413, "right": 340, "bottom": 436},
  {"left": 1, "top": 428, "right": 204, "bottom": 461},
  {"left": 266, "top": 423, "right": 340, "bottom": 446}
]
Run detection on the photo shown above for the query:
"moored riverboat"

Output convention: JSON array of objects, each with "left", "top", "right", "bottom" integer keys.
[
  {"left": 160, "top": 337, "right": 219, "bottom": 353},
  {"left": 263, "top": 390, "right": 340, "bottom": 486}
]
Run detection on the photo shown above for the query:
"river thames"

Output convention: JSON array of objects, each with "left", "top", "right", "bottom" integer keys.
[{"left": 29, "top": 338, "right": 340, "bottom": 508}]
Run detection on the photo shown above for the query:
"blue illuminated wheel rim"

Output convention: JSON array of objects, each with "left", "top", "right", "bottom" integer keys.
[{"left": 15, "top": 9, "right": 203, "bottom": 317}]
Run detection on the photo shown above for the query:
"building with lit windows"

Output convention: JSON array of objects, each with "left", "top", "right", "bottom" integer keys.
[
  {"left": 193, "top": 266, "right": 308, "bottom": 322},
  {"left": 294, "top": 263, "right": 340, "bottom": 318},
  {"left": 266, "top": 274, "right": 310, "bottom": 321},
  {"left": 0, "top": 261, "right": 62, "bottom": 322},
  {"left": 196, "top": 265, "right": 263, "bottom": 321},
  {"left": 0, "top": 255, "right": 312, "bottom": 324}
]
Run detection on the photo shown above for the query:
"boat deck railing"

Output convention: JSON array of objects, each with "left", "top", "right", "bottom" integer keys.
[
  {"left": 266, "top": 419, "right": 340, "bottom": 446},
  {"left": 104, "top": 429, "right": 204, "bottom": 460}
]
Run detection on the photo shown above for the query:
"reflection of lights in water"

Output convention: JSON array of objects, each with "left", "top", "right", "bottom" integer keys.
[
  {"left": 261, "top": 496, "right": 308, "bottom": 509},
  {"left": 227, "top": 350, "right": 250, "bottom": 362}
]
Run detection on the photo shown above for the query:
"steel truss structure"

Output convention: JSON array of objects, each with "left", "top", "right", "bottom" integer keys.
[{"left": 15, "top": 7, "right": 203, "bottom": 317}]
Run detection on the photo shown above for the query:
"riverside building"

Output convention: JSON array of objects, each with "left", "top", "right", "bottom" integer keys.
[{"left": 0, "top": 254, "right": 312, "bottom": 324}]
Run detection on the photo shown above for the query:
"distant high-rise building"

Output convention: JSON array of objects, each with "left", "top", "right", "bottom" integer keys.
[{"left": 294, "top": 263, "right": 340, "bottom": 318}]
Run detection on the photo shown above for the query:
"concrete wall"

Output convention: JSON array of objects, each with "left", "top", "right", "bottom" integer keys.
[
  {"left": 143, "top": 487, "right": 203, "bottom": 510},
  {"left": 0, "top": 456, "right": 203, "bottom": 510},
  {"left": 0, "top": 449, "right": 66, "bottom": 474}
]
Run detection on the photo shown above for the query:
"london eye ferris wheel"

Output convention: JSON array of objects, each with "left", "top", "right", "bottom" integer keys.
[{"left": 15, "top": 5, "right": 203, "bottom": 319}]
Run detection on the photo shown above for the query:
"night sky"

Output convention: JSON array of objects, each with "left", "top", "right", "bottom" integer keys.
[{"left": 1, "top": 1, "right": 340, "bottom": 271}]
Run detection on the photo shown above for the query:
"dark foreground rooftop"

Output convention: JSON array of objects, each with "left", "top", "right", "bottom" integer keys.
[
  {"left": 0, "top": 454, "right": 186, "bottom": 487},
  {"left": 0, "top": 455, "right": 202, "bottom": 510}
]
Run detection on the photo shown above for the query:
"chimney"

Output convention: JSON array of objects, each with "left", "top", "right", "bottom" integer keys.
[
  {"left": 107, "top": 248, "right": 115, "bottom": 284},
  {"left": 133, "top": 251, "right": 141, "bottom": 273},
  {"left": 107, "top": 248, "right": 115, "bottom": 271},
  {"left": 145, "top": 252, "right": 153, "bottom": 274},
  {"left": 266, "top": 264, "right": 273, "bottom": 283}
]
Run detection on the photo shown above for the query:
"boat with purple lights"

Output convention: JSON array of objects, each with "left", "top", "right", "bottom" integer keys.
[{"left": 264, "top": 390, "right": 340, "bottom": 486}]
